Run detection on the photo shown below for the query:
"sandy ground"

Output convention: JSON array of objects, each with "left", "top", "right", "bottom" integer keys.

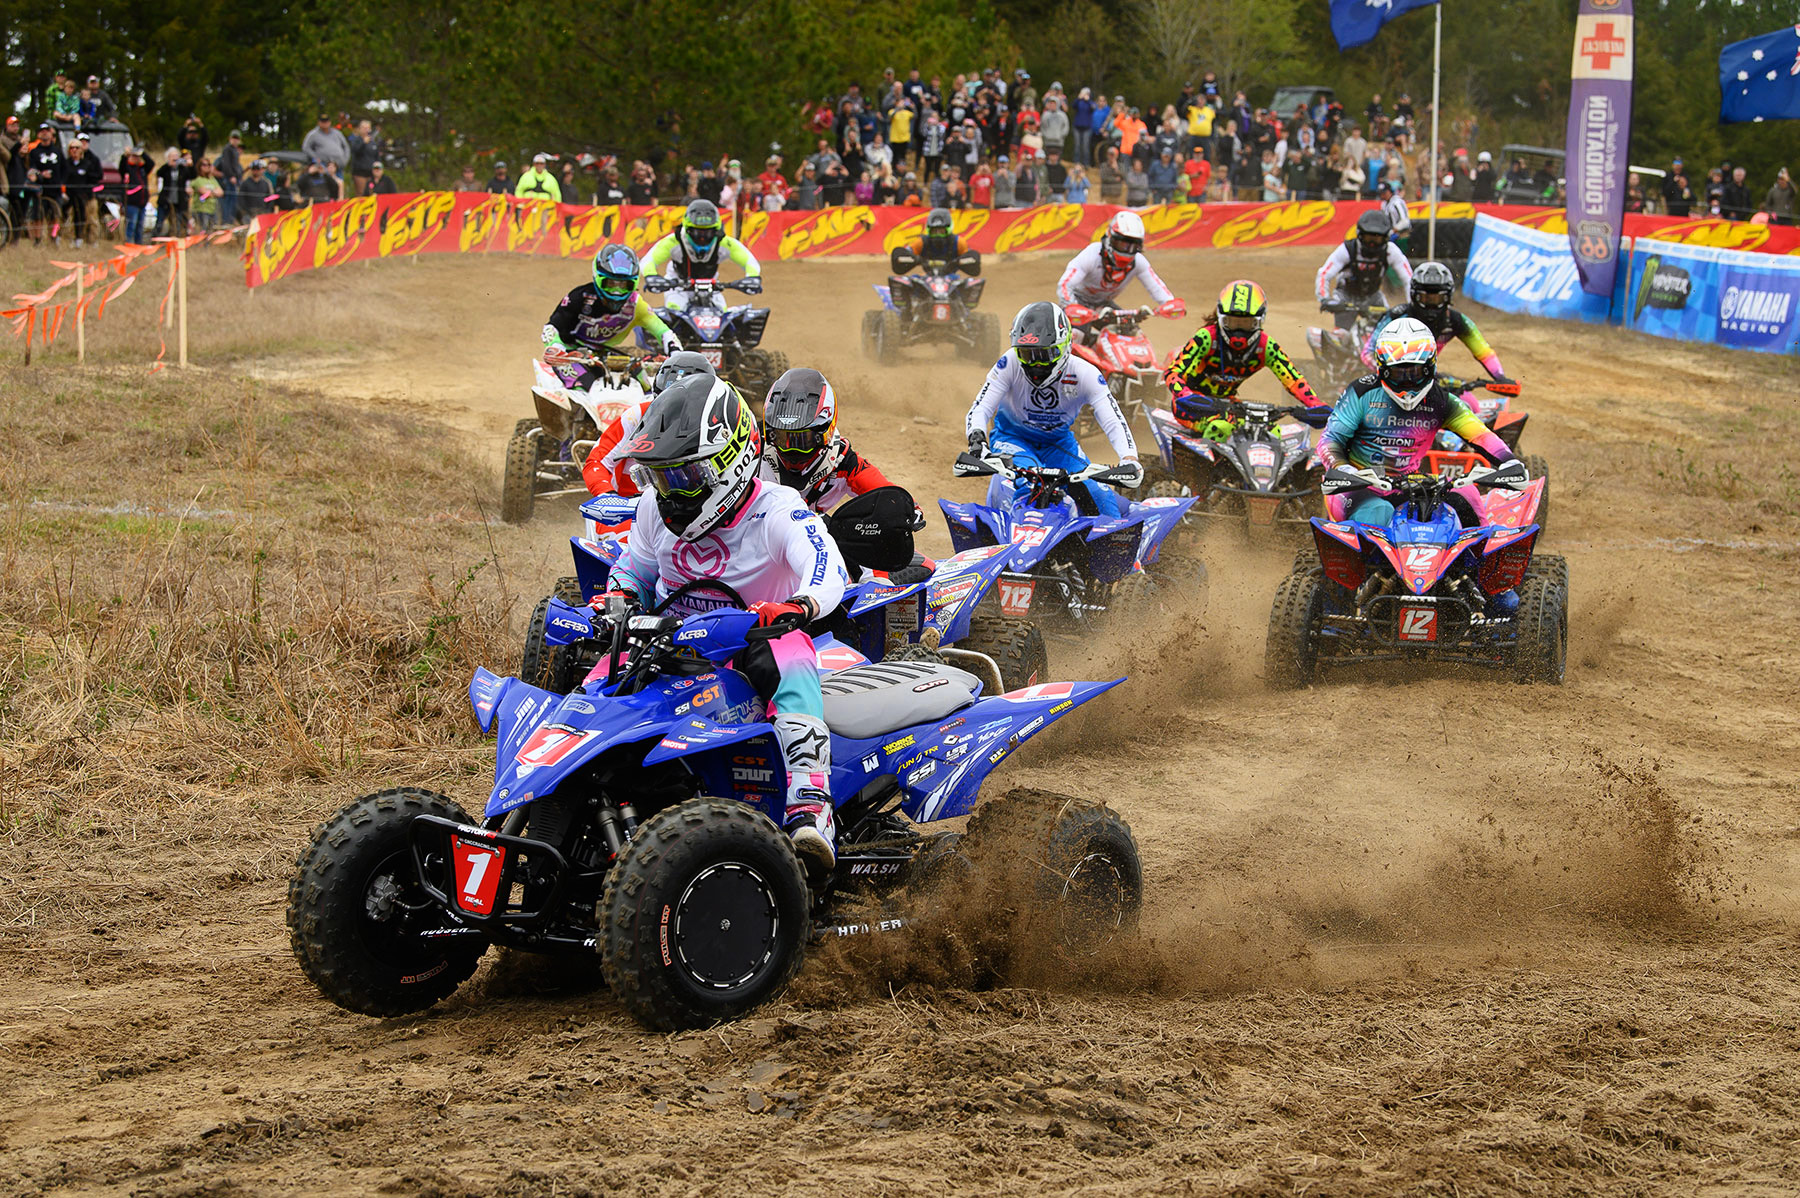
[{"left": 6, "top": 246, "right": 1800, "bottom": 1196}]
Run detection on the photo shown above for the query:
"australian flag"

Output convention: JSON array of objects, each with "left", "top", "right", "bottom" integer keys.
[
  {"left": 1330, "top": 0, "right": 1440, "bottom": 50},
  {"left": 1720, "top": 26, "right": 1800, "bottom": 123}
]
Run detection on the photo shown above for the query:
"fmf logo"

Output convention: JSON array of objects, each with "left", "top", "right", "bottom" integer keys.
[
  {"left": 1212, "top": 201, "right": 1336, "bottom": 249},
  {"left": 1209, "top": 200, "right": 1339, "bottom": 246},
  {"left": 624, "top": 206, "right": 685, "bottom": 256},
  {"left": 311, "top": 196, "right": 380, "bottom": 270},
  {"left": 778, "top": 206, "right": 878, "bottom": 258},
  {"left": 378, "top": 191, "right": 456, "bottom": 257},
  {"left": 994, "top": 204, "right": 1085, "bottom": 253},
  {"left": 459, "top": 195, "right": 509, "bottom": 252},
  {"left": 1134, "top": 203, "right": 1207, "bottom": 248},
  {"left": 881, "top": 207, "right": 990, "bottom": 254},
  {"left": 507, "top": 198, "right": 560, "bottom": 252},
  {"left": 1644, "top": 218, "right": 1771, "bottom": 252},
  {"left": 731, "top": 210, "right": 770, "bottom": 251},
  {"left": 559, "top": 206, "right": 624, "bottom": 259},
  {"left": 252, "top": 208, "right": 313, "bottom": 283}
]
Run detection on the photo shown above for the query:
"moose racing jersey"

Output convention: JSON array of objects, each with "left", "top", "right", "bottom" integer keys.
[
  {"left": 612, "top": 480, "right": 848, "bottom": 618},
  {"left": 1314, "top": 240, "right": 1413, "bottom": 302},
  {"left": 1055, "top": 242, "right": 1175, "bottom": 309},
  {"left": 1162, "top": 324, "right": 1321, "bottom": 408},
  {"left": 542, "top": 283, "right": 676, "bottom": 354},
  {"left": 1318, "top": 377, "right": 1514, "bottom": 475},
  {"left": 966, "top": 350, "right": 1138, "bottom": 462},
  {"left": 1360, "top": 303, "right": 1504, "bottom": 378}
]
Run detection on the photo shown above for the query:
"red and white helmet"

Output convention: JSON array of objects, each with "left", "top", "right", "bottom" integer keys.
[{"left": 1102, "top": 210, "right": 1145, "bottom": 271}]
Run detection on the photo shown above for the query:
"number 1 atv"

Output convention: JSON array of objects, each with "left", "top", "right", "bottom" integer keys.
[{"left": 288, "top": 581, "right": 1141, "bottom": 1032}]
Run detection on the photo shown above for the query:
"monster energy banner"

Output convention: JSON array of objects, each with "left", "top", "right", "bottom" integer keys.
[
  {"left": 1565, "top": 0, "right": 1634, "bottom": 299},
  {"left": 1623, "top": 237, "right": 1800, "bottom": 354}
]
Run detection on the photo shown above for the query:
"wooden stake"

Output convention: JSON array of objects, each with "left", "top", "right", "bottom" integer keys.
[{"left": 177, "top": 240, "right": 189, "bottom": 369}]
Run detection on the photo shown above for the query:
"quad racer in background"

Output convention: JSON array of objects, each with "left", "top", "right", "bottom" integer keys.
[
  {"left": 1320, "top": 316, "right": 1524, "bottom": 529},
  {"left": 543, "top": 243, "right": 681, "bottom": 392},
  {"left": 643, "top": 198, "right": 763, "bottom": 310},
  {"left": 1056, "top": 210, "right": 1185, "bottom": 335},
  {"left": 1163, "top": 280, "right": 1323, "bottom": 433},
  {"left": 760, "top": 367, "right": 903, "bottom": 514},
  {"left": 600, "top": 375, "right": 848, "bottom": 872},
  {"left": 1361, "top": 261, "right": 1512, "bottom": 386},
  {"left": 1314, "top": 210, "right": 1413, "bottom": 324},
  {"left": 965, "top": 302, "right": 1142, "bottom": 517}
]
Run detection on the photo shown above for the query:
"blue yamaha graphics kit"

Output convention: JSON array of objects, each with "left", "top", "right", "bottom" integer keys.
[
  {"left": 521, "top": 491, "right": 1048, "bottom": 695},
  {"left": 1266, "top": 469, "right": 1567, "bottom": 688},
  {"left": 941, "top": 450, "right": 1203, "bottom": 625},
  {"left": 639, "top": 275, "right": 788, "bottom": 403},
  {"left": 1144, "top": 401, "right": 1334, "bottom": 541},
  {"left": 287, "top": 577, "right": 1141, "bottom": 1031}
]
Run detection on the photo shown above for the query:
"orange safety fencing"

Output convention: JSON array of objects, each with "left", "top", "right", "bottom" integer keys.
[
  {"left": 242, "top": 194, "right": 1800, "bottom": 289},
  {"left": 5, "top": 229, "right": 237, "bottom": 367}
]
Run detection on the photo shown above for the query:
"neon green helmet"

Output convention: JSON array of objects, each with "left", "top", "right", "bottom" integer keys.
[{"left": 681, "top": 199, "right": 722, "bottom": 260}]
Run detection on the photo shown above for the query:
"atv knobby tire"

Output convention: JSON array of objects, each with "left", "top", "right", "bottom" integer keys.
[
  {"left": 877, "top": 310, "right": 904, "bottom": 365},
  {"left": 1511, "top": 574, "right": 1567, "bottom": 685},
  {"left": 960, "top": 615, "right": 1049, "bottom": 692},
  {"left": 861, "top": 309, "right": 884, "bottom": 360},
  {"left": 1526, "top": 552, "right": 1568, "bottom": 594},
  {"left": 287, "top": 788, "right": 488, "bottom": 1016},
  {"left": 1266, "top": 569, "right": 1325, "bottom": 688},
  {"left": 1523, "top": 453, "right": 1551, "bottom": 536},
  {"left": 520, "top": 576, "right": 585, "bottom": 692},
  {"left": 598, "top": 797, "right": 811, "bottom": 1031},
  {"left": 501, "top": 424, "right": 542, "bottom": 524},
  {"left": 961, "top": 788, "right": 1142, "bottom": 969}
]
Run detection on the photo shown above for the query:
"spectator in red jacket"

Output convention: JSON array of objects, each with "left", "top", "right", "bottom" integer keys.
[{"left": 757, "top": 155, "right": 791, "bottom": 209}]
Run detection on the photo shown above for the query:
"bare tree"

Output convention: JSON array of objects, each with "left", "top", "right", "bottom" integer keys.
[{"left": 1132, "top": 0, "right": 1299, "bottom": 104}]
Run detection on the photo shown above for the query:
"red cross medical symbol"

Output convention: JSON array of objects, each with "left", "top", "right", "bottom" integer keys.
[{"left": 1580, "top": 23, "right": 1626, "bottom": 71}]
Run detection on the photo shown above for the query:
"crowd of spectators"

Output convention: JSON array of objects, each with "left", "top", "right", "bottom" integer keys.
[{"left": 8, "top": 61, "right": 1798, "bottom": 249}]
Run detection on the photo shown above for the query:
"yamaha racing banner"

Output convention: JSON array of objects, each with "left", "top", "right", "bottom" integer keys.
[
  {"left": 1463, "top": 214, "right": 1625, "bottom": 323},
  {"left": 242, "top": 193, "right": 1800, "bottom": 288},
  {"left": 1623, "top": 237, "right": 1800, "bottom": 354},
  {"left": 1565, "top": 0, "right": 1634, "bottom": 299}
]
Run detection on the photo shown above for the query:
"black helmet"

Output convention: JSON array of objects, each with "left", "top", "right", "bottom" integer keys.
[
  {"left": 681, "top": 198, "right": 722, "bottom": 259},
  {"left": 1010, "top": 301, "right": 1072, "bottom": 386},
  {"left": 922, "top": 207, "right": 956, "bottom": 258},
  {"left": 629, "top": 375, "right": 760, "bottom": 541},
  {"left": 652, "top": 350, "right": 716, "bottom": 395},
  {"left": 1354, "top": 210, "right": 1391, "bottom": 258},
  {"left": 763, "top": 367, "right": 842, "bottom": 491},
  {"left": 1410, "top": 260, "right": 1456, "bottom": 334}
]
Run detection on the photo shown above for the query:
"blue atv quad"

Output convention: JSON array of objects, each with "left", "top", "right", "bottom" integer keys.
[
  {"left": 941, "top": 450, "right": 1205, "bottom": 627},
  {"left": 640, "top": 275, "right": 787, "bottom": 407},
  {"left": 522, "top": 488, "right": 1050, "bottom": 699},
  {"left": 287, "top": 579, "right": 1140, "bottom": 1031}
]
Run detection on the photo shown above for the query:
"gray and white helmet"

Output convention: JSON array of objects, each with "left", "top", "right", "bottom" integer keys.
[
  {"left": 652, "top": 350, "right": 717, "bottom": 395},
  {"left": 628, "top": 375, "right": 761, "bottom": 542}
]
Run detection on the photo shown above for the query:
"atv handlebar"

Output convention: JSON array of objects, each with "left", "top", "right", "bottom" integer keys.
[
  {"left": 1175, "top": 395, "right": 1334, "bottom": 429},
  {"left": 954, "top": 450, "right": 1135, "bottom": 488},
  {"left": 642, "top": 275, "right": 760, "bottom": 296},
  {"left": 545, "top": 347, "right": 655, "bottom": 370},
  {"left": 1320, "top": 296, "right": 1387, "bottom": 317},
  {"left": 1439, "top": 375, "right": 1523, "bottom": 399}
]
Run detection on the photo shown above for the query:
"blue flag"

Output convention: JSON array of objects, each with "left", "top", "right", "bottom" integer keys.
[
  {"left": 1330, "top": 0, "right": 1440, "bottom": 51},
  {"left": 1720, "top": 25, "right": 1800, "bottom": 123}
]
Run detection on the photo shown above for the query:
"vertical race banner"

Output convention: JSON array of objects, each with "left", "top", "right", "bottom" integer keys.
[{"left": 1565, "top": 0, "right": 1634, "bottom": 299}]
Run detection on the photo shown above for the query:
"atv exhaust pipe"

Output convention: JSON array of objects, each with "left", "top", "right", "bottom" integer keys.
[{"left": 937, "top": 647, "right": 1006, "bottom": 696}]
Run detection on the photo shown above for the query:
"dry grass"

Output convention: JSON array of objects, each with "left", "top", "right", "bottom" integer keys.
[{"left": 0, "top": 364, "right": 517, "bottom": 936}]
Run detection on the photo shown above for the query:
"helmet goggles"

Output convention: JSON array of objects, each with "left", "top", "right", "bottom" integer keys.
[
  {"left": 767, "top": 425, "right": 828, "bottom": 456},
  {"left": 1358, "top": 233, "right": 1387, "bottom": 256},
  {"left": 597, "top": 274, "right": 635, "bottom": 302},
  {"left": 1379, "top": 361, "right": 1434, "bottom": 392},
  {"left": 643, "top": 456, "right": 721, "bottom": 498},
  {"left": 685, "top": 223, "right": 720, "bottom": 253},
  {"left": 1219, "top": 313, "right": 1261, "bottom": 340},
  {"left": 1108, "top": 234, "right": 1142, "bottom": 258},
  {"left": 1416, "top": 289, "right": 1451, "bottom": 308}
]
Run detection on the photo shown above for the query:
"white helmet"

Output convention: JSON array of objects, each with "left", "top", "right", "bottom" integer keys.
[
  {"left": 1372, "top": 317, "right": 1438, "bottom": 411},
  {"left": 1102, "top": 210, "right": 1145, "bottom": 270}
]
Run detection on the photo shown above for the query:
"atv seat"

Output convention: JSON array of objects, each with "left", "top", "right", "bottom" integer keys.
[{"left": 819, "top": 660, "right": 980, "bottom": 740}]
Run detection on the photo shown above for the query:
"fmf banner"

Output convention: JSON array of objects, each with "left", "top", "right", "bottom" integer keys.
[
  {"left": 1463, "top": 214, "right": 1624, "bottom": 323},
  {"left": 243, "top": 194, "right": 1800, "bottom": 288},
  {"left": 1624, "top": 237, "right": 1800, "bottom": 353},
  {"left": 1565, "top": 0, "right": 1634, "bottom": 298}
]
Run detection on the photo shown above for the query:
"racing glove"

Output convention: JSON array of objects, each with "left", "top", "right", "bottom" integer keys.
[
  {"left": 1172, "top": 392, "right": 1216, "bottom": 426},
  {"left": 739, "top": 276, "right": 763, "bottom": 295},
  {"left": 658, "top": 330, "right": 682, "bottom": 355},
  {"left": 1154, "top": 298, "right": 1187, "bottom": 319},
  {"left": 749, "top": 596, "right": 816, "bottom": 633},
  {"left": 1112, "top": 459, "right": 1144, "bottom": 489},
  {"left": 966, "top": 429, "right": 988, "bottom": 455},
  {"left": 1063, "top": 303, "right": 1099, "bottom": 326},
  {"left": 1480, "top": 459, "right": 1529, "bottom": 490}
]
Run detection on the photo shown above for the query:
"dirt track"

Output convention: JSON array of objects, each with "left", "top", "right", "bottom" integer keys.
[{"left": 6, "top": 245, "right": 1800, "bottom": 1196}]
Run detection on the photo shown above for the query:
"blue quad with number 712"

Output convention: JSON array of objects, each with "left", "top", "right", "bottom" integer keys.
[{"left": 287, "top": 577, "right": 1142, "bottom": 1033}]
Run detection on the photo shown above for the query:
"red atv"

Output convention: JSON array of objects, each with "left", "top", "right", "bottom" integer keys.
[{"left": 1065, "top": 300, "right": 1185, "bottom": 439}]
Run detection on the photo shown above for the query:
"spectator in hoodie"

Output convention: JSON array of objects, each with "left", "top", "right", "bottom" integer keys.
[
  {"left": 1039, "top": 95, "right": 1071, "bottom": 160},
  {"left": 993, "top": 155, "right": 1016, "bottom": 208},
  {"left": 1088, "top": 93, "right": 1112, "bottom": 165},
  {"left": 1661, "top": 158, "right": 1693, "bottom": 217},
  {"left": 1147, "top": 146, "right": 1179, "bottom": 203},
  {"left": 119, "top": 144, "right": 151, "bottom": 242},
  {"left": 302, "top": 114, "right": 349, "bottom": 171},
  {"left": 1721, "top": 165, "right": 1753, "bottom": 221},
  {"left": 1073, "top": 87, "right": 1096, "bottom": 167},
  {"left": 1764, "top": 167, "right": 1794, "bottom": 225}
]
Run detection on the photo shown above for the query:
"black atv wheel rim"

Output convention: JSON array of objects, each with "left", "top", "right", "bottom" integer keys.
[
  {"left": 1055, "top": 850, "right": 1129, "bottom": 953},
  {"left": 358, "top": 849, "right": 454, "bottom": 975},
  {"left": 673, "top": 862, "right": 781, "bottom": 990}
]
